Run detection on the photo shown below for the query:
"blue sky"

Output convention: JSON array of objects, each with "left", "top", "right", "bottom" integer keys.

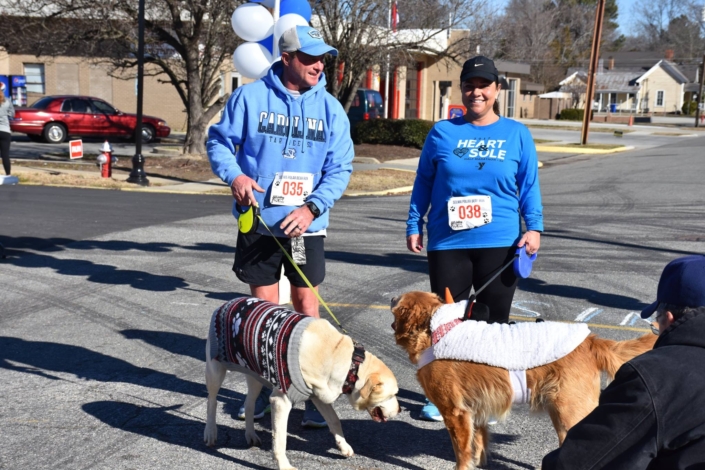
[{"left": 615, "top": 0, "right": 638, "bottom": 35}]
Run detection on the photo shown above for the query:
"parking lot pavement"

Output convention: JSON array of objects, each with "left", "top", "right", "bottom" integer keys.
[{"left": 1, "top": 131, "right": 704, "bottom": 469}]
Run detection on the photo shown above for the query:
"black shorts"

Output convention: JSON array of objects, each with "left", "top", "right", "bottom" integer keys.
[{"left": 233, "top": 231, "right": 325, "bottom": 287}]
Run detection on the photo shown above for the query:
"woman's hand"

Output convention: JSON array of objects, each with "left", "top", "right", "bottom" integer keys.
[
  {"left": 407, "top": 234, "right": 424, "bottom": 253},
  {"left": 517, "top": 230, "right": 541, "bottom": 255}
]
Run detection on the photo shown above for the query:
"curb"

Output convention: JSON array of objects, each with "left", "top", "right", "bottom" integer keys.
[
  {"left": 352, "top": 156, "right": 381, "bottom": 164},
  {"left": 535, "top": 145, "right": 635, "bottom": 154},
  {"left": 345, "top": 186, "right": 413, "bottom": 197}
]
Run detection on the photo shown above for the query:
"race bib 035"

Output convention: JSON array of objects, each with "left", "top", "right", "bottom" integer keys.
[{"left": 270, "top": 172, "right": 314, "bottom": 206}]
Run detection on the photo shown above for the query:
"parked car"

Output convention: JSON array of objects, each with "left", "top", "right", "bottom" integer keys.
[
  {"left": 10, "top": 95, "right": 171, "bottom": 144},
  {"left": 347, "top": 88, "right": 384, "bottom": 127}
]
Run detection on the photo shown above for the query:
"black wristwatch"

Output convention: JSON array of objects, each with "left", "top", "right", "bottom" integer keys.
[{"left": 305, "top": 201, "right": 321, "bottom": 219}]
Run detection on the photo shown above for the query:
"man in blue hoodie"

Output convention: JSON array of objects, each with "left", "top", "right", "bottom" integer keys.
[{"left": 207, "top": 25, "right": 354, "bottom": 427}]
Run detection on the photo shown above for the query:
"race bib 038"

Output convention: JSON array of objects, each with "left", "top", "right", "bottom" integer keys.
[{"left": 447, "top": 195, "right": 492, "bottom": 230}]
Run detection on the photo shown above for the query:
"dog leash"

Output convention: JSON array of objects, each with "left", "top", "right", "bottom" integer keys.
[
  {"left": 256, "top": 214, "right": 347, "bottom": 334},
  {"left": 463, "top": 253, "right": 520, "bottom": 318}
]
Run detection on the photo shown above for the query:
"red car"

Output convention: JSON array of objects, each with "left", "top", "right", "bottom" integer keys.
[{"left": 10, "top": 95, "right": 171, "bottom": 144}]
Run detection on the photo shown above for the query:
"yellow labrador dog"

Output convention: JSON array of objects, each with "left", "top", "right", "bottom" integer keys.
[{"left": 204, "top": 297, "right": 400, "bottom": 470}]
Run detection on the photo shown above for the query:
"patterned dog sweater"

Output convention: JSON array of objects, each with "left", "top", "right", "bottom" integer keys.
[{"left": 209, "top": 297, "right": 315, "bottom": 404}]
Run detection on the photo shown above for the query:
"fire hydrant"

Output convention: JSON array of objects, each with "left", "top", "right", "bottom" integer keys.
[{"left": 97, "top": 140, "right": 116, "bottom": 178}]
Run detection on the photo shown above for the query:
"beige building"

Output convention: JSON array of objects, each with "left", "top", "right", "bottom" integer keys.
[
  {"left": 559, "top": 59, "right": 690, "bottom": 114},
  {"left": 357, "top": 31, "right": 539, "bottom": 122},
  {"left": 0, "top": 50, "right": 244, "bottom": 132}
]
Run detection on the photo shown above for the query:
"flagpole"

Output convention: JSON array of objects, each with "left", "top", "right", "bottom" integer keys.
[
  {"left": 384, "top": 0, "right": 391, "bottom": 119},
  {"left": 273, "top": 0, "right": 280, "bottom": 58}
]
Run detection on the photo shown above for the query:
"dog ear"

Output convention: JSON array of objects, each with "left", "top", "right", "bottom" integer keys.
[
  {"left": 359, "top": 373, "right": 381, "bottom": 399},
  {"left": 444, "top": 288, "right": 453, "bottom": 304}
]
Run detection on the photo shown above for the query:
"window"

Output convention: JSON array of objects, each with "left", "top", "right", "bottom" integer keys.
[
  {"left": 91, "top": 99, "right": 116, "bottom": 114},
  {"left": 506, "top": 78, "right": 517, "bottom": 118},
  {"left": 30, "top": 97, "right": 54, "bottom": 109},
  {"left": 24, "top": 63, "right": 45, "bottom": 94},
  {"left": 656, "top": 90, "right": 664, "bottom": 107},
  {"left": 61, "top": 98, "right": 92, "bottom": 113}
]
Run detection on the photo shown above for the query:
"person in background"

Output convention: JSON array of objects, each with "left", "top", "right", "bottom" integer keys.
[
  {"left": 0, "top": 90, "right": 15, "bottom": 178},
  {"left": 207, "top": 25, "right": 354, "bottom": 428},
  {"left": 405, "top": 56, "right": 543, "bottom": 421},
  {"left": 542, "top": 255, "right": 705, "bottom": 470}
]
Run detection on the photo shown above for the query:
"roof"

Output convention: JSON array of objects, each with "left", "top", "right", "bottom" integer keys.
[
  {"left": 521, "top": 81, "right": 545, "bottom": 92},
  {"left": 561, "top": 60, "right": 690, "bottom": 93},
  {"left": 539, "top": 91, "right": 572, "bottom": 99},
  {"left": 494, "top": 60, "right": 530, "bottom": 75}
]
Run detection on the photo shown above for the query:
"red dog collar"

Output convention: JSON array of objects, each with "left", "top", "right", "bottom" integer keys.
[{"left": 342, "top": 341, "right": 365, "bottom": 395}]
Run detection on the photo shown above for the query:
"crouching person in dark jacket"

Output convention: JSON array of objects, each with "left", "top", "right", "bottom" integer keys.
[{"left": 542, "top": 254, "right": 705, "bottom": 470}]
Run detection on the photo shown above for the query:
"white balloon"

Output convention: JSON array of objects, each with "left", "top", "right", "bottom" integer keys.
[
  {"left": 273, "top": 13, "right": 309, "bottom": 49},
  {"left": 232, "top": 43, "right": 273, "bottom": 79},
  {"left": 231, "top": 3, "right": 274, "bottom": 42}
]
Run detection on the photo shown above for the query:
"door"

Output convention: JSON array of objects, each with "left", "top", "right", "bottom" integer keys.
[
  {"left": 60, "top": 98, "right": 95, "bottom": 135},
  {"left": 91, "top": 99, "right": 130, "bottom": 137}
]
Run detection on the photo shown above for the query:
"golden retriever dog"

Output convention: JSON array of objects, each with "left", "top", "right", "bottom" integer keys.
[
  {"left": 205, "top": 297, "right": 400, "bottom": 470},
  {"left": 390, "top": 291, "right": 657, "bottom": 470}
]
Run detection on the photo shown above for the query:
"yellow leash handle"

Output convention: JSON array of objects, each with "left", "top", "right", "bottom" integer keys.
[{"left": 256, "top": 215, "right": 347, "bottom": 333}]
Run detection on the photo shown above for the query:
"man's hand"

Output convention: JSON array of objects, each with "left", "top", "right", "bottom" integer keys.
[
  {"left": 231, "top": 174, "right": 264, "bottom": 206},
  {"left": 407, "top": 234, "right": 424, "bottom": 253},
  {"left": 517, "top": 230, "right": 541, "bottom": 255},
  {"left": 281, "top": 205, "right": 315, "bottom": 238}
]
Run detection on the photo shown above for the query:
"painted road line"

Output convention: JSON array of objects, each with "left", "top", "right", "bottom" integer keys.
[
  {"left": 575, "top": 307, "right": 603, "bottom": 322},
  {"left": 330, "top": 302, "right": 652, "bottom": 333}
]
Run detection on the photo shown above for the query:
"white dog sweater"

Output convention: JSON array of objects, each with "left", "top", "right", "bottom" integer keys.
[{"left": 416, "top": 301, "right": 590, "bottom": 403}]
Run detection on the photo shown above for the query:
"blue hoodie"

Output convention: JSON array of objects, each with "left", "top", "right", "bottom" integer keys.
[
  {"left": 407, "top": 116, "right": 543, "bottom": 251},
  {"left": 207, "top": 61, "right": 354, "bottom": 237}
]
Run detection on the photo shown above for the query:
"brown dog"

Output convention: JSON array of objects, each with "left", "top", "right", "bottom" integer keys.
[{"left": 390, "top": 291, "right": 657, "bottom": 469}]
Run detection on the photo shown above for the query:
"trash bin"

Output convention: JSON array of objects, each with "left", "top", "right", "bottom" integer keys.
[{"left": 610, "top": 103, "right": 617, "bottom": 113}]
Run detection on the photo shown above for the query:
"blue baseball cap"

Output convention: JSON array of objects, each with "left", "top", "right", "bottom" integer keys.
[
  {"left": 641, "top": 255, "right": 705, "bottom": 318},
  {"left": 279, "top": 25, "right": 338, "bottom": 57}
]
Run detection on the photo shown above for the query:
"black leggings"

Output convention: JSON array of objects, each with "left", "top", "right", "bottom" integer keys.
[
  {"left": 0, "top": 131, "right": 10, "bottom": 175},
  {"left": 428, "top": 246, "right": 518, "bottom": 324}
]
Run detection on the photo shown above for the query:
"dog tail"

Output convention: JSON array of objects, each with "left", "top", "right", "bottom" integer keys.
[{"left": 590, "top": 334, "right": 657, "bottom": 379}]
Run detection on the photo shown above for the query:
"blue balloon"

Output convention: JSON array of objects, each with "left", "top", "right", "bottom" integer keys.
[
  {"left": 280, "top": 0, "right": 311, "bottom": 22},
  {"left": 258, "top": 34, "right": 274, "bottom": 54}
]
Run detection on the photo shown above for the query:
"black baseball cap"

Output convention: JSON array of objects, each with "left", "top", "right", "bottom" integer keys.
[
  {"left": 460, "top": 56, "right": 499, "bottom": 83},
  {"left": 640, "top": 255, "right": 705, "bottom": 318}
]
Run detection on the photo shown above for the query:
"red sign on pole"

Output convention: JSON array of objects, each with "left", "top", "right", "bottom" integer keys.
[
  {"left": 448, "top": 105, "right": 466, "bottom": 119},
  {"left": 69, "top": 139, "right": 83, "bottom": 159}
]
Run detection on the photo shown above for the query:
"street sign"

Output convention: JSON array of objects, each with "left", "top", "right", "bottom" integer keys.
[
  {"left": 69, "top": 139, "right": 83, "bottom": 159},
  {"left": 449, "top": 105, "right": 466, "bottom": 119}
]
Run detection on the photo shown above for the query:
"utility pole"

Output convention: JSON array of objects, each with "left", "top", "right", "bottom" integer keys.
[
  {"left": 126, "top": 0, "right": 149, "bottom": 186},
  {"left": 580, "top": 0, "right": 606, "bottom": 145},
  {"left": 384, "top": 0, "right": 391, "bottom": 119},
  {"left": 695, "top": 54, "right": 705, "bottom": 128}
]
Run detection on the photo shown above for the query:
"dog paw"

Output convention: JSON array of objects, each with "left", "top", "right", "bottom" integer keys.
[
  {"left": 204, "top": 424, "right": 217, "bottom": 446},
  {"left": 336, "top": 438, "right": 354, "bottom": 458},
  {"left": 245, "top": 430, "right": 261, "bottom": 447}
]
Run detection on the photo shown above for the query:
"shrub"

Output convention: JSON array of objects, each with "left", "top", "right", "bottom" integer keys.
[
  {"left": 558, "top": 108, "right": 584, "bottom": 121},
  {"left": 682, "top": 101, "right": 698, "bottom": 116},
  {"left": 353, "top": 119, "right": 434, "bottom": 149}
]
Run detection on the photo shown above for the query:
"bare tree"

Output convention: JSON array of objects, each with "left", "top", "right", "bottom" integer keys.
[
  {"left": 312, "top": 0, "right": 495, "bottom": 112},
  {"left": 630, "top": 0, "right": 705, "bottom": 58},
  {"left": 495, "top": 0, "right": 620, "bottom": 88},
  {"left": 1, "top": 0, "right": 240, "bottom": 154}
]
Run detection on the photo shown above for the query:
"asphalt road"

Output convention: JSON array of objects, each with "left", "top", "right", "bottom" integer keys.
[{"left": 1, "top": 132, "right": 705, "bottom": 470}]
